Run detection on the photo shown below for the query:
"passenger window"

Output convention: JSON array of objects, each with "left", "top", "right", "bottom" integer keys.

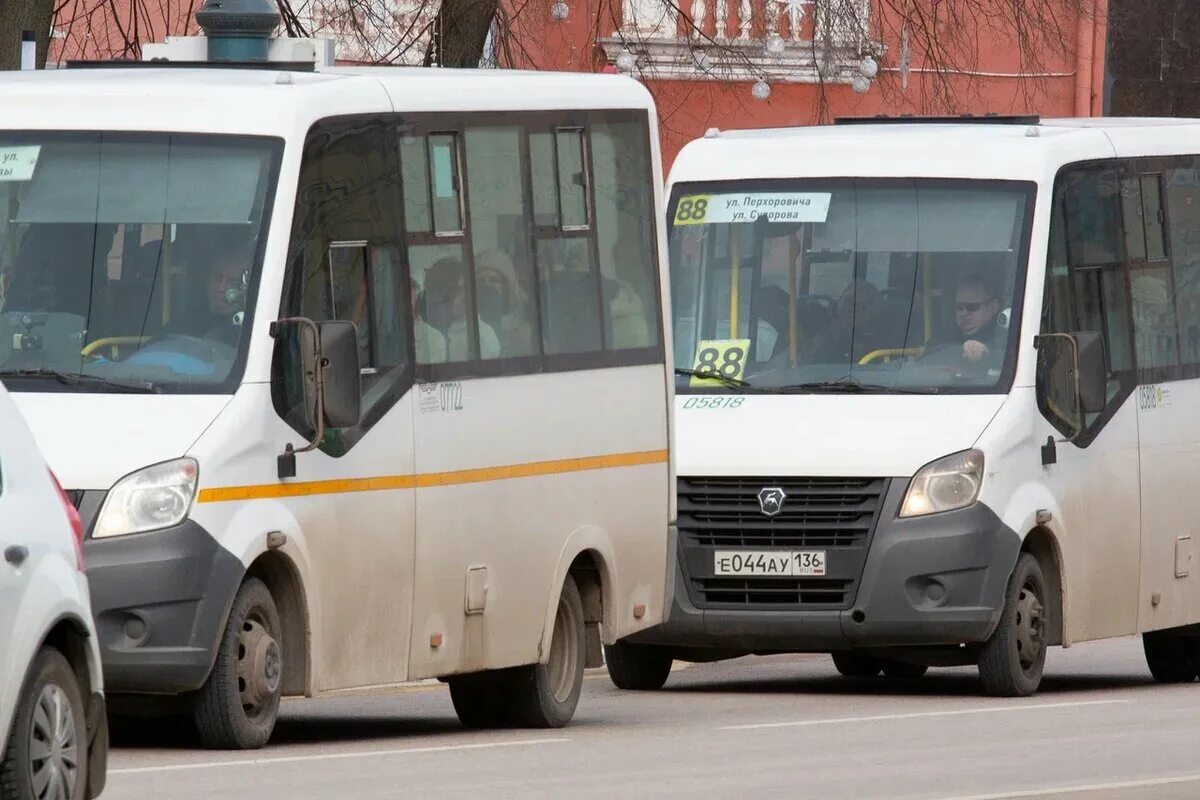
[
  {"left": 429, "top": 134, "right": 463, "bottom": 235},
  {"left": 592, "top": 121, "right": 659, "bottom": 351},
  {"left": 556, "top": 129, "right": 589, "bottom": 229},
  {"left": 409, "top": 243, "right": 482, "bottom": 364},
  {"left": 538, "top": 237, "right": 603, "bottom": 355},
  {"left": 1166, "top": 162, "right": 1200, "bottom": 363},
  {"left": 464, "top": 127, "right": 539, "bottom": 359},
  {"left": 399, "top": 134, "right": 431, "bottom": 234},
  {"left": 1130, "top": 264, "right": 1180, "bottom": 369}
]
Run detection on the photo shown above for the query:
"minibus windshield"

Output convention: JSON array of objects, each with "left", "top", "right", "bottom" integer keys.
[
  {"left": 668, "top": 179, "right": 1035, "bottom": 394},
  {"left": 0, "top": 132, "right": 282, "bottom": 393}
]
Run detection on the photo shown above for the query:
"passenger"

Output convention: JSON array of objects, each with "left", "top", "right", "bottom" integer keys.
[
  {"left": 808, "top": 279, "right": 888, "bottom": 364},
  {"left": 475, "top": 250, "right": 535, "bottom": 357},
  {"left": 421, "top": 256, "right": 501, "bottom": 361}
]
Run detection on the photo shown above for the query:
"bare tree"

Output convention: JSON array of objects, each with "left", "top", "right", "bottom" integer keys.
[{"left": 43, "top": 0, "right": 1093, "bottom": 133}]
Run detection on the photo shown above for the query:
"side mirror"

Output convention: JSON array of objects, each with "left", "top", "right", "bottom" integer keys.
[
  {"left": 1034, "top": 330, "right": 1107, "bottom": 440},
  {"left": 317, "top": 320, "right": 361, "bottom": 429},
  {"left": 270, "top": 316, "right": 363, "bottom": 478}
]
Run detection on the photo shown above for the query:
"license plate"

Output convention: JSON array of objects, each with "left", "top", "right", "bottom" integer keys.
[{"left": 714, "top": 550, "right": 827, "bottom": 577}]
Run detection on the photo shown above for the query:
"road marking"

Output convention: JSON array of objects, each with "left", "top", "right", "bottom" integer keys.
[
  {"left": 928, "top": 772, "right": 1200, "bottom": 799},
  {"left": 109, "top": 737, "right": 569, "bottom": 776},
  {"left": 719, "top": 699, "right": 1128, "bottom": 731}
]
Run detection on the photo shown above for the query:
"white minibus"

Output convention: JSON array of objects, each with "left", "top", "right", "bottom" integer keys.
[
  {"left": 0, "top": 19, "right": 674, "bottom": 748},
  {"left": 606, "top": 115, "right": 1200, "bottom": 697}
]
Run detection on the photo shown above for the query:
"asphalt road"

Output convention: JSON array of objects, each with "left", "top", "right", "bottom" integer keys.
[{"left": 102, "top": 635, "right": 1200, "bottom": 799}]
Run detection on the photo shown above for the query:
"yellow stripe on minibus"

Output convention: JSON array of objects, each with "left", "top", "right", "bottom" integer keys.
[{"left": 195, "top": 449, "right": 669, "bottom": 504}]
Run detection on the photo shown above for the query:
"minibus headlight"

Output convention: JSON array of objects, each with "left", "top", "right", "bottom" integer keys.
[
  {"left": 93, "top": 458, "right": 199, "bottom": 538},
  {"left": 899, "top": 450, "right": 984, "bottom": 518}
]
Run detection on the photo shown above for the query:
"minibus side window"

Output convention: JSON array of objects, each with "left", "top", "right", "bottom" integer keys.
[
  {"left": 1041, "top": 164, "right": 1136, "bottom": 440},
  {"left": 1164, "top": 160, "right": 1200, "bottom": 364},
  {"left": 276, "top": 118, "right": 411, "bottom": 453},
  {"left": 1123, "top": 168, "right": 1180, "bottom": 372}
]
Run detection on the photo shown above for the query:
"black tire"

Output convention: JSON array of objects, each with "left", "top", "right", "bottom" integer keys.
[
  {"left": 977, "top": 552, "right": 1048, "bottom": 697},
  {"left": 831, "top": 651, "right": 882, "bottom": 678},
  {"left": 506, "top": 575, "right": 586, "bottom": 728},
  {"left": 881, "top": 660, "right": 929, "bottom": 679},
  {"left": 604, "top": 642, "right": 673, "bottom": 691},
  {"left": 1, "top": 647, "right": 89, "bottom": 800},
  {"left": 1142, "top": 631, "right": 1199, "bottom": 683},
  {"left": 192, "top": 577, "right": 283, "bottom": 750},
  {"left": 448, "top": 672, "right": 515, "bottom": 729}
]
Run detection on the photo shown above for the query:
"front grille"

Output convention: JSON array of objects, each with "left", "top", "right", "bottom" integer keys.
[
  {"left": 678, "top": 476, "right": 890, "bottom": 610},
  {"left": 696, "top": 577, "right": 851, "bottom": 606},
  {"left": 679, "top": 476, "right": 887, "bottom": 548}
]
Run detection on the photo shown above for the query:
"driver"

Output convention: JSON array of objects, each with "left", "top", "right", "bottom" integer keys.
[
  {"left": 927, "top": 272, "right": 1005, "bottom": 366},
  {"left": 200, "top": 252, "right": 246, "bottom": 346}
]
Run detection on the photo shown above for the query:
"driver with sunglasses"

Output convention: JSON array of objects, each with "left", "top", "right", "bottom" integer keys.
[{"left": 924, "top": 272, "right": 1005, "bottom": 368}]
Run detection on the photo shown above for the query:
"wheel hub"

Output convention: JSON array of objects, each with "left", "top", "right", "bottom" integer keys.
[
  {"left": 238, "top": 618, "right": 281, "bottom": 714},
  {"left": 1015, "top": 582, "right": 1044, "bottom": 671},
  {"left": 28, "top": 684, "right": 78, "bottom": 800}
]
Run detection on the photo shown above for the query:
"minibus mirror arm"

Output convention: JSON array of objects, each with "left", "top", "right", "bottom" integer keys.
[
  {"left": 271, "top": 316, "right": 328, "bottom": 479},
  {"left": 1033, "top": 332, "right": 1087, "bottom": 448}
]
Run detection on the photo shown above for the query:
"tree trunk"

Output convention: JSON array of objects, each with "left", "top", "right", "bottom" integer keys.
[
  {"left": 424, "top": 0, "right": 499, "bottom": 68},
  {"left": 0, "top": 0, "right": 55, "bottom": 70}
]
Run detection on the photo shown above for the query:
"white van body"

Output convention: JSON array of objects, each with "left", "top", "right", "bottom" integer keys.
[
  {"left": 616, "top": 116, "right": 1200, "bottom": 695},
  {"left": 0, "top": 381, "right": 107, "bottom": 798},
  {"left": 0, "top": 51, "right": 674, "bottom": 747}
]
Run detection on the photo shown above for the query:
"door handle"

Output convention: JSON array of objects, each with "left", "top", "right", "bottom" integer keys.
[{"left": 4, "top": 546, "right": 28, "bottom": 566}]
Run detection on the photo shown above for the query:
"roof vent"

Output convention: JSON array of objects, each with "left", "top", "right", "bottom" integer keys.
[{"left": 194, "top": 0, "right": 281, "bottom": 62}]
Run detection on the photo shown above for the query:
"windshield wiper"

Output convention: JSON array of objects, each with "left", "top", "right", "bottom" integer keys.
[
  {"left": 0, "top": 369, "right": 160, "bottom": 394},
  {"left": 674, "top": 367, "right": 752, "bottom": 391},
  {"left": 772, "top": 377, "right": 938, "bottom": 395}
]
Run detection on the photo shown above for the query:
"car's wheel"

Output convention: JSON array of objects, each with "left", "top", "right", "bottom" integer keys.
[
  {"left": 978, "top": 553, "right": 1048, "bottom": 697},
  {"left": 604, "top": 642, "right": 673, "bottom": 691},
  {"left": 881, "top": 659, "right": 929, "bottom": 679},
  {"left": 1, "top": 647, "right": 88, "bottom": 800},
  {"left": 831, "top": 651, "right": 882, "bottom": 678},
  {"left": 1143, "top": 630, "right": 1199, "bottom": 683},
  {"left": 192, "top": 577, "right": 283, "bottom": 749}
]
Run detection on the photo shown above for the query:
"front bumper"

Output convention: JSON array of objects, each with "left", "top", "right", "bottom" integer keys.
[
  {"left": 83, "top": 518, "right": 243, "bottom": 694},
  {"left": 627, "top": 480, "right": 1020, "bottom": 653}
]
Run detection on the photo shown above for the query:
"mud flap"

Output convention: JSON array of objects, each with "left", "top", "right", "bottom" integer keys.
[{"left": 585, "top": 622, "right": 604, "bottom": 668}]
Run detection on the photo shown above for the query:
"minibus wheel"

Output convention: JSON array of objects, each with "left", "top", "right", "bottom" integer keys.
[
  {"left": 831, "top": 651, "right": 882, "bottom": 678},
  {"left": 508, "top": 575, "right": 586, "bottom": 728},
  {"left": 193, "top": 578, "right": 282, "bottom": 749},
  {"left": 1142, "top": 631, "right": 1199, "bottom": 683},
  {"left": 1, "top": 648, "right": 88, "bottom": 800},
  {"left": 977, "top": 553, "right": 1047, "bottom": 697},
  {"left": 603, "top": 642, "right": 673, "bottom": 690},
  {"left": 880, "top": 659, "right": 928, "bottom": 679},
  {"left": 448, "top": 673, "right": 515, "bottom": 729}
]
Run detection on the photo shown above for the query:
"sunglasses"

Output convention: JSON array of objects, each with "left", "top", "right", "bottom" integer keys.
[{"left": 956, "top": 301, "right": 986, "bottom": 312}]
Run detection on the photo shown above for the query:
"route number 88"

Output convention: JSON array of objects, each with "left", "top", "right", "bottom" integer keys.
[{"left": 690, "top": 339, "right": 750, "bottom": 386}]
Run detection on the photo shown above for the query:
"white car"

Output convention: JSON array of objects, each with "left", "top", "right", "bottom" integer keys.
[{"left": 0, "top": 381, "right": 107, "bottom": 800}]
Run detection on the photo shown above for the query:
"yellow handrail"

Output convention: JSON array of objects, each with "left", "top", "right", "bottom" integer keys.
[
  {"left": 81, "top": 336, "right": 148, "bottom": 358},
  {"left": 858, "top": 347, "right": 924, "bottom": 365}
]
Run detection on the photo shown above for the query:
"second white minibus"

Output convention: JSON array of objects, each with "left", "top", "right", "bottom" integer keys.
[{"left": 606, "top": 115, "right": 1200, "bottom": 697}]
